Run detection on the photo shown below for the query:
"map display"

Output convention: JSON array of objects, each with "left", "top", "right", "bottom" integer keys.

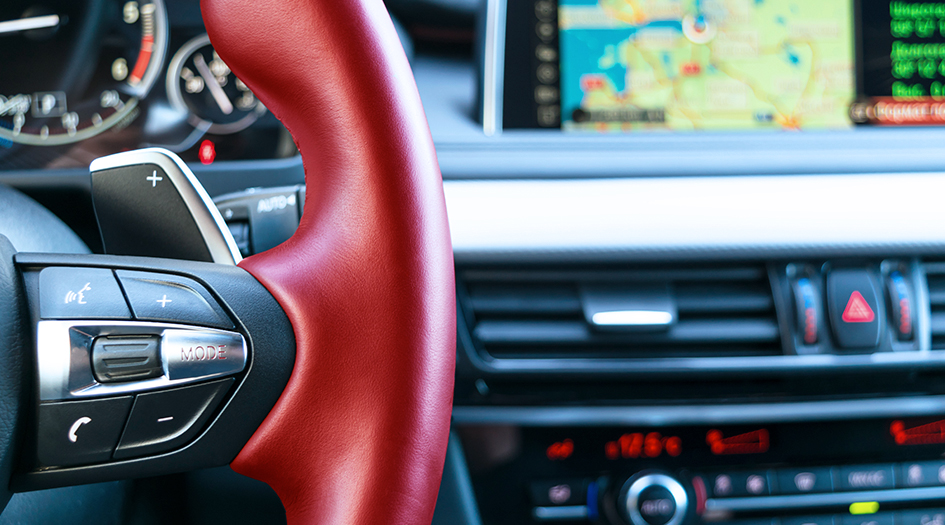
[{"left": 557, "top": 0, "right": 856, "bottom": 131}]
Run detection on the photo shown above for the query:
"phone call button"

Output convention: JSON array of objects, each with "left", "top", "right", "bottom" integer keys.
[{"left": 37, "top": 396, "right": 133, "bottom": 467}]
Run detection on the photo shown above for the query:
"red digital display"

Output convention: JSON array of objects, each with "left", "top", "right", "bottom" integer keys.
[
  {"left": 546, "top": 439, "right": 574, "bottom": 460},
  {"left": 891, "top": 420, "right": 945, "bottom": 445},
  {"left": 605, "top": 432, "right": 682, "bottom": 460},
  {"left": 706, "top": 429, "right": 769, "bottom": 455}
]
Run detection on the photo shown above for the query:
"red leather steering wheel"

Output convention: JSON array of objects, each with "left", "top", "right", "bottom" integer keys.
[{"left": 202, "top": 0, "right": 456, "bottom": 523}]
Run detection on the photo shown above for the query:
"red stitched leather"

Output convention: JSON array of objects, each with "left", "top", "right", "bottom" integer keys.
[{"left": 201, "top": 1, "right": 456, "bottom": 523}]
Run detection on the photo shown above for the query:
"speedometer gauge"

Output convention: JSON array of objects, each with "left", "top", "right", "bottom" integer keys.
[
  {"left": 167, "top": 34, "right": 267, "bottom": 135},
  {"left": 0, "top": 0, "right": 167, "bottom": 146}
]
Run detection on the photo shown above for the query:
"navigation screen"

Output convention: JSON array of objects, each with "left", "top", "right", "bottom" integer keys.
[
  {"left": 500, "top": 0, "right": 945, "bottom": 130},
  {"left": 559, "top": 0, "right": 853, "bottom": 131}
]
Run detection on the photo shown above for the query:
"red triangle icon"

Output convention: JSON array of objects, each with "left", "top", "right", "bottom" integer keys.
[{"left": 842, "top": 291, "right": 875, "bottom": 323}]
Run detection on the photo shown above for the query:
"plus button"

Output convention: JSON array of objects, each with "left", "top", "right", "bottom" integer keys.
[
  {"left": 146, "top": 170, "right": 163, "bottom": 187},
  {"left": 156, "top": 294, "right": 172, "bottom": 308}
]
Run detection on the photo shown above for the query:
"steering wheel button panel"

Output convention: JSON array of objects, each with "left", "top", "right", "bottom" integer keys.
[
  {"left": 37, "top": 396, "right": 133, "bottom": 468},
  {"left": 114, "top": 378, "right": 233, "bottom": 459},
  {"left": 116, "top": 270, "right": 233, "bottom": 329},
  {"left": 38, "top": 267, "right": 131, "bottom": 320},
  {"left": 827, "top": 269, "right": 884, "bottom": 349}
]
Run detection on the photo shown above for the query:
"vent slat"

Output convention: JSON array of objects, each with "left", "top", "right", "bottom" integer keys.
[
  {"left": 460, "top": 264, "right": 780, "bottom": 361},
  {"left": 930, "top": 312, "right": 945, "bottom": 336},
  {"left": 474, "top": 319, "right": 779, "bottom": 345},
  {"left": 676, "top": 288, "right": 773, "bottom": 313},
  {"left": 466, "top": 285, "right": 580, "bottom": 314}
]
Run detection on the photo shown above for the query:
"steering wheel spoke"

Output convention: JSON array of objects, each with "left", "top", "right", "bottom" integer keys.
[{"left": 9, "top": 252, "right": 293, "bottom": 492}]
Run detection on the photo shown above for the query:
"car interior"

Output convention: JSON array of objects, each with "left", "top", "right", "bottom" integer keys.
[{"left": 2, "top": 0, "right": 945, "bottom": 524}]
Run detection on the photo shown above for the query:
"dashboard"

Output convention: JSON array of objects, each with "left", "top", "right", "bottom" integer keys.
[
  {"left": 0, "top": 0, "right": 295, "bottom": 172},
  {"left": 8, "top": 0, "right": 945, "bottom": 525}
]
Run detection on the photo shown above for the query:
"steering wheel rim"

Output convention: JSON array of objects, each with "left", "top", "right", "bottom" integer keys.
[{"left": 202, "top": 0, "right": 456, "bottom": 523}]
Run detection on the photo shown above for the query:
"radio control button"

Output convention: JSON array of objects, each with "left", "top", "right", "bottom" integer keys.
[
  {"left": 621, "top": 473, "right": 687, "bottom": 525},
  {"left": 899, "top": 461, "right": 945, "bottom": 488},
  {"left": 708, "top": 471, "right": 772, "bottom": 497},
  {"left": 898, "top": 510, "right": 945, "bottom": 525},
  {"left": 836, "top": 464, "right": 895, "bottom": 491},
  {"left": 776, "top": 468, "right": 833, "bottom": 494},
  {"left": 841, "top": 513, "right": 893, "bottom": 525},
  {"left": 529, "top": 479, "right": 587, "bottom": 506},
  {"left": 114, "top": 378, "right": 233, "bottom": 459}
]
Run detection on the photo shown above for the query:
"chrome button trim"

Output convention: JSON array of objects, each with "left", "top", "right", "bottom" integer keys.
[{"left": 37, "top": 320, "right": 247, "bottom": 401}]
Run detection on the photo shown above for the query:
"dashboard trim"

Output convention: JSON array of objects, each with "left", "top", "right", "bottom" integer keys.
[
  {"left": 443, "top": 173, "right": 945, "bottom": 262},
  {"left": 451, "top": 395, "right": 945, "bottom": 425},
  {"left": 704, "top": 486, "right": 945, "bottom": 512},
  {"left": 480, "top": 0, "right": 506, "bottom": 136}
]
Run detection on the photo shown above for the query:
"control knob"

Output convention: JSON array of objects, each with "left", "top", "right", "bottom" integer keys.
[{"left": 619, "top": 473, "right": 689, "bottom": 525}]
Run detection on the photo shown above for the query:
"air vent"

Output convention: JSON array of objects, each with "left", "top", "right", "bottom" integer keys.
[
  {"left": 925, "top": 262, "right": 945, "bottom": 348},
  {"left": 458, "top": 265, "right": 781, "bottom": 361}
]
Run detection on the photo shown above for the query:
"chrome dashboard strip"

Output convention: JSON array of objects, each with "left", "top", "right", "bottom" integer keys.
[
  {"left": 443, "top": 173, "right": 945, "bottom": 262},
  {"left": 705, "top": 486, "right": 945, "bottom": 512},
  {"left": 451, "top": 395, "right": 945, "bottom": 426},
  {"left": 481, "top": 0, "right": 506, "bottom": 136}
]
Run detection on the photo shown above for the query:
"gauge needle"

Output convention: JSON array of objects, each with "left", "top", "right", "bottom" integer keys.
[
  {"left": 193, "top": 53, "right": 233, "bottom": 115},
  {"left": 0, "top": 14, "right": 60, "bottom": 35}
]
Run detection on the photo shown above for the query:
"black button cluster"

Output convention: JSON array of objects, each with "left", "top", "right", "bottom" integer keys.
[
  {"left": 38, "top": 267, "right": 232, "bottom": 328},
  {"left": 36, "top": 378, "right": 232, "bottom": 468},
  {"left": 724, "top": 509, "right": 944, "bottom": 525},
  {"left": 789, "top": 264, "right": 917, "bottom": 352},
  {"left": 706, "top": 462, "right": 945, "bottom": 498}
]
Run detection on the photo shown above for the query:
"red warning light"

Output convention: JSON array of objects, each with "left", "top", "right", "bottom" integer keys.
[
  {"left": 680, "top": 62, "right": 702, "bottom": 76},
  {"left": 706, "top": 429, "right": 769, "bottom": 455},
  {"left": 891, "top": 420, "right": 945, "bottom": 445},
  {"left": 547, "top": 439, "right": 574, "bottom": 460},
  {"left": 842, "top": 291, "right": 874, "bottom": 323},
  {"left": 198, "top": 139, "right": 216, "bottom": 165},
  {"left": 605, "top": 432, "right": 682, "bottom": 459}
]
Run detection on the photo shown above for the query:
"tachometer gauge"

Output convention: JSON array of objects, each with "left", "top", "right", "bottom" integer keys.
[
  {"left": 0, "top": 0, "right": 168, "bottom": 146},
  {"left": 167, "top": 34, "right": 266, "bottom": 135}
]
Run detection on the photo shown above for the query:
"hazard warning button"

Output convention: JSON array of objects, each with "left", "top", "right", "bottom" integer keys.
[{"left": 827, "top": 269, "right": 883, "bottom": 349}]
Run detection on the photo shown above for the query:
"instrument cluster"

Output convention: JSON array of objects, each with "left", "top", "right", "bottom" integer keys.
[{"left": 0, "top": 0, "right": 295, "bottom": 170}]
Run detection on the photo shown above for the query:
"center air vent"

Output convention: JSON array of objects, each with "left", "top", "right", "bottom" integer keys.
[
  {"left": 925, "top": 262, "right": 945, "bottom": 349},
  {"left": 458, "top": 265, "right": 781, "bottom": 361}
]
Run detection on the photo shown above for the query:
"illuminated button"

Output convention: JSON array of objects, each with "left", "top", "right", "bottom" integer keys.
[
  {"left": 792, "top": 276, "right": 822, "bottom": 346},
  {"left": 886, "top": 270, "right": 914, "bottom": 342},
  {"left": 841, "top": 514, "right": 891, "bottom": 525},
  {"left": 529, "top": 479, "right": 587, "bottom": 506},
  {"left": 827, "top": 270, "right": 883, "bottom": 349},
  {"left": 708, "top": 471, "right": 772, "bottom": 497},
  {"left": 776, "top": 468, "right": 833, "bottom": 494},
  {"left": 836, "top": 465, "right": 895, "bottom": 491},
  {"left": 899, "top": 461, "right": 945, "bottom": 488}
]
